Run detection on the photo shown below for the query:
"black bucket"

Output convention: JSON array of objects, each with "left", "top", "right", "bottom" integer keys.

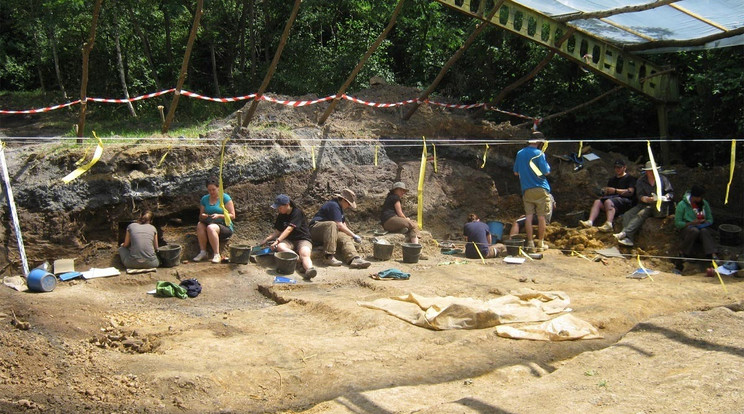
[
  {"left": 158, "top": 244, "right": 182, "bottom": 267},
  {"left": 274, "top": 251, "right": 298, "bottom": 274},
  {"left": 373, "top": 241, "right": 394, "bottom": 260},
  {"left": 719, "top": 224, "right": 742, "bottom": 246},
  {"left": 504, "top": 239, "right": 525, "bottom": 256},
  {"left": 401, "top": 243, "right": 422, "bottom": 263},
  {"left": 229, "top": 244, "right": 252, "bottom": 264}
]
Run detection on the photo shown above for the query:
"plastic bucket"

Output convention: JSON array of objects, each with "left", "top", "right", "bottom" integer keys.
[
  {"left": 504, "top": 239, "right": 525, "bottom": 256},
  {"left": 719, "top": 224, "right": 742, "bottom": 246},
  {"left": 27, "top": 268, "right": 57, "bottom": 292},
  {"left": 564, "top": 211, "right": 585, "bottom": 227},
  {"left": 274, "top": 251, "right": 298, "bottom": 274},
  {"left": 373, "top": 241, "right": 394, "bottom": 260},
  {"left": 401, "top": 243, "right": 422, "bottom": 263},
  {"left": 487, "top": 221, "right": 504, "bottom": 242},
  {"left": 157, "top": 244, "right": 182, "bottom": 267},
  {"left": 229, "top": 244, "right": 252, "bottom": 264}
]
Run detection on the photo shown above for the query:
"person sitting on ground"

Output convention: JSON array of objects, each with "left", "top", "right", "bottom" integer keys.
[
  {"left": 513, "top": 131, "right": 552, "bottom": 252},
  {"left": 509, "top": 194, "right": 556, "bottom": 239},
  {"left": 119, "top": 210, "right": 159, "bottom": 269},
  {"left": 261, "top": 194, "right": 317, "bottom": 280},
  {"left": 613, "top": 161, "right": 673, "bottom": 247},
  {"left": 463, "top": 213, "right": 506, "bottom": 259},
  {"left": 193, "top": 177, "right": 236, "bottom": 263},
  {"left": 580, "top": 159, "right": 636, "bottom": 232},
  {"left": 674, "top": 184, "right": 718, "bottom": 265},
  {"left": 309, "top": 189, "right": 370, "bottom": 269},
  {"left": 380, "top": 181, "right": 419, "bottom": 244}
]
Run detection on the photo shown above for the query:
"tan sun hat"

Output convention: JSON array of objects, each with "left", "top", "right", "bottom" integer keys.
[
  {"left": 391, "top": 182, "right": 408, "bottom": 191},
  {"left": 334, "top": 188, "right": 357, "bottom": 209},
  {"left": 642, "top": 161, "right": 660, "bottom": 171},
  {"left": 528, "top": 131, "right": 546, "bottom": 144}
]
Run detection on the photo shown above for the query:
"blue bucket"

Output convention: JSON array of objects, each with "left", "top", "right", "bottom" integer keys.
[
  {"left": 27, "top": 268, "right": 57, "bottom": 292},
  {"left": 487, "top": 221, "right": 504, "bottom": 242}
]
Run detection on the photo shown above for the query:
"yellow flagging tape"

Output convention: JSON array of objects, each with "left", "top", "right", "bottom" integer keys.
[
  {"left": 417, "top": 136, "right": 427, "bottom": 229},
  {"left": 542, "top": 140, "right": 549, "bottom": 154},
  {"left": 519, "top": 247, "right": 534, "bottom": 261},
  {"left": 75, "top": 143, "right": 92, "bottom": 166},
  {"left": 473, "top": 242, "right": 485, "bottom": 264},
  {"left": 374, "top": 144, "right": 378, "bottom": 166},
  {"left": 480, "top": 143, "right": 489, "bottom": 168},
  {"left": 529, "top": 152, "right": 545, "bottom": 177},
  {"left": 571, "top": 250, "right": 592, "bottom": 262},
  {"left": 636, "top": 254, "right": 654, "bottom": 282},
  {"left": 62, "top": 132, "right": 104, "bottom": 183},
  {"left": 311, "top": 145, "right": 316, "bottom": 170},
  {"left": 577, "top": 141, "right": 583, "bottom": 159},
  {"left": 432, "top": 143, "right": 438, "bottom": 173},
  {"left": 218, "top": 137, "right": 232, "bottom": 227},
  {"left": 646, "top": 141, "right": 662, "bottom": 211},
  {"left": 157, "top": 146, "right": 171, "bottom": 167},
  {"left": 725, "top": 140, "right": 736, "bottom": 204},
  {"left": 712, "top": 260, "right": 728, "bottom": 294}
]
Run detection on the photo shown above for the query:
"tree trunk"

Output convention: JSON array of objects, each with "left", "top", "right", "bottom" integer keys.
[
  {"left": 249, "top": 0, "right": 256, "bottom": 78},
  {"left": 47, "top": 26, "right": 67, "bottom": 100},
  {"left": 112, "top": 7, "right": 137, "bottom": 118},
  {"left": 210, "top": 41, "right": 220, "bottom": 97},
  {"left": 162, "top": 2, "right": 173, "bottom": 63},
  {"left": 33, "top": 31, "right": 46, "bottom": 91},
  {"left": 77, "top": 0, "right": 104, "bottom": 140},
  {"left": 126, "top": 3, "right": 168, "bottom": 108}
]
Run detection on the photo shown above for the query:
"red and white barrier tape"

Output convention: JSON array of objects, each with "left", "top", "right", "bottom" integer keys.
[{"left": 1, "top": 89, "right": 537, "bottom": 121}]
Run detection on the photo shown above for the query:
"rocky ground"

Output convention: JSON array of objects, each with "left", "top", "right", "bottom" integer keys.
[{"left": 1, "top": 84, "right": 743, "bottom": 413}]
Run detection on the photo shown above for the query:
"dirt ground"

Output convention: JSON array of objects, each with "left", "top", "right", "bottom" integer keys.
[{"left": 2, "top": 83, "right": 744, "bottom": 413}]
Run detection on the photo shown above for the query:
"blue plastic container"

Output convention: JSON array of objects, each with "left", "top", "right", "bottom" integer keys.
[
  {"left": 487, "top": 221, "right": 504, "bottom": 242},
  {"left": 27, "top": 268, "right": 57, "bottom": 292}
]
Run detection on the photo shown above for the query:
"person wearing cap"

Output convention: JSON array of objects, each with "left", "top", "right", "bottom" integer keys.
[
  {"left": 380, "top": 182, "right": 419, "bottom": 244},
  {"left": 580, "top": 159, "right": 636, "bottom": 232},
  {"left": 193, "top": 177, "right": 236, "bottom": 263},
  {"left": 119, "top": 210, "right": 160, "bottom": 269},
  {"left": 261, "top": 194, "right": 317, "bottom": 280},
  {"left": 674, "top": 184, "right": 717, "bottom": 267},
  {"left": 464, "top": 213, "right": 506, "bottom": 259},
  {"left": 613, "top": 161, "right": 674, "bottom": 247},
  {"left": 309, "top": 189, "right": 371, "bottom": 269},
  {"left": 513, "top": 131, "right": 552, "bottom": 252}
]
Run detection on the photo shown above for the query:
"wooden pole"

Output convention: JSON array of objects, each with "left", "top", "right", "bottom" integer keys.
[
  {"left": 318, "top": 0, "right": 407, "bottom": 125},
  {"left": 403, "top": 1, "right": 504, "bottom": 121},
  {"left": 162, "top": 0, "right": 204, "bottom": 134},
  {"left": 76, "top": 0, "right": 104, "bottom": 143},
  {"left": 241, "top": 0, "right": 303, "bottom": 127}
]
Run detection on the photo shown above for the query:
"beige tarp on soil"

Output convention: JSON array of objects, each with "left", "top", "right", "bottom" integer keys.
[
  {"left": 496, "top": 313, "right": 603, "bottom": 341},
  {"left": 358, "top": 289, "right": 571, "bottom": 330}
]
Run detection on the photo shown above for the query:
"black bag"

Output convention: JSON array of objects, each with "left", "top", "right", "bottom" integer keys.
[{"left": 179, "top": 278, "right": 202, "bottom": 298}]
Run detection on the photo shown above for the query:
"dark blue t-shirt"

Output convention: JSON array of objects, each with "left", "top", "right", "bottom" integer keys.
[
  {"left": 463, "top": 221, "right": 490, "bottom": 259},
  {"left": 312, "top": 199, "right": 345, "bottom": 224}
]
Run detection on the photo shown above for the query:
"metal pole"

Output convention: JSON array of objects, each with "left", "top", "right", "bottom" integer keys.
[{"left": 0, "top": 143, "right": 30, "bottom": 276}]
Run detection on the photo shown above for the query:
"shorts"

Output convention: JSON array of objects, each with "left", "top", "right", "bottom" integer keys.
[
  {"left": 523, "top": 187, "right": 552, "bottom": 216},
  {"left": 283, "top": 239, "right": 312, "bottom": 253},
  {"left": 606, "top": 196, "right": 633, "bottom": 214}
]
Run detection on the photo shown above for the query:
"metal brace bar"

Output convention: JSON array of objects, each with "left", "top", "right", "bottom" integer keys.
[{"left": 433, "top": 0, "right": 679, "bottom": 102}]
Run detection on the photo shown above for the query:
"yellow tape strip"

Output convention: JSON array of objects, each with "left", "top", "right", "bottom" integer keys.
[
  {"left": 519, "top": 247, "right": 534, "bottom": 261},
  {"left": 712, "top": 260, "right": 728, "bottom": 294},
  {"left": 473, "top": 242, "right": 485, "bottom": 264},
  {"left": 75, "top": 143, "right": 92, "bottom": 166},
  {"left": 432, "top": 143, "right": 438, "bottom": 173},
  {"left": 62, "top": 132, "right": 104, "bottom": 184},
  {"left": 374, "top": 144, "right": 378, "bottom": 167},
  {"left": 218, "top": 137, "right": 232, "bottom": 227},
  {"left": 646, "top": 141, "right": 663, "bottom": 211},
  {"left": 725, "top": 140, "right": 736, "bottom": 204},
  {"left": 480, "top": 144, "right": 489, "bottom": 168},
  {"left": 577, "top": 141, "right": 583, "bottom": 160},
  {"left": 311, "top": 145, "right": 316, "bottom": 170},
  {"left": 542, "top": 140, "right": 549, "bottom": 154},
  {"left": 571, "top": 250, "right": 592, "bottom": 262},
  {"left": 636, "top": 254, "right": 654, "bottom": 282},
  {"left": 417, "top": 136, "right": 427, "bottom": 229}
]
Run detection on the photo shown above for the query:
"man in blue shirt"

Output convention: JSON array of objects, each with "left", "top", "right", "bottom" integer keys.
[
  {"left": 309, "top": 189, "right": 371, "bottom": 269},
  {"left": 513, "top": 131, "right": 552, "bottom": 252}
]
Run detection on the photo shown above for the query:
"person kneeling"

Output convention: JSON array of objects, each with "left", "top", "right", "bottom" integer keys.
[
  {"left": 464, "top": 214, "right": 506, "bottom": 259},
  {"left": 262, "top": 194, "right": 317, "bottom": 280}
]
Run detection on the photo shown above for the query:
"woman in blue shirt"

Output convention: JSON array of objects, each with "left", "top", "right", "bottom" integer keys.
[{"left": 193, "top": 177, "right": 236, "bottom": 263}]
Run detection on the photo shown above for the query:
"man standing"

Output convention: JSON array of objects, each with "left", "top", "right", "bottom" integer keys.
[
  {"left": 309, "top": 189, "right": 371, "bottom": 269},
  {"left": 613, "top": 161, "right": 674, "bottom": 247},
  {"left": 580, "top": 159, "right": 636, "bottom": 232},
  {"left": 513, "top": 131, "right": 552, "bottom": 252}
]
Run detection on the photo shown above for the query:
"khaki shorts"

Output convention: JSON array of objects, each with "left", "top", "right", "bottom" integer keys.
[
  {"left": 283, "top": 239, "right": 312, "bottom": 253},
  {"left": 523, "top": 187, "right": 552, "bottom": 216}
]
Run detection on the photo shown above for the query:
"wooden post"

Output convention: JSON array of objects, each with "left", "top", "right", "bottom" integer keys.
[
  {"left": 241, "top": 0, "right": 303, "bottom": 127},
  {"left": 162, "top": 0, "right": 204, "bottom": 134},
  {"left": 403, "top": 1, "right": 504, "bottom": 121},
  {"left": 76, "top": 0, "right": 104, "bottom": 143},
  {"left": 318, "top": 0, "right": 407, "bottom": 125}
]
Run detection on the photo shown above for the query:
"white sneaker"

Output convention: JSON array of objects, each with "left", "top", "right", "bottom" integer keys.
[
  {"left": 193, "top": 251, "right": 208, "bottom": 262},
  {"left": 618, "top": 237, "right": 634, "bottom": 247},
  {"left": 211, "top": 254, "right": 221, "bottom": 264},
  {"left": 579, "top": 220, "right": 592, "bottom": 228},
  {"left": 612, "top": 232, "right": 626, "bottom": 241},
  {"left": 598, "top": 222, "right": 614, "bottom": 232}
]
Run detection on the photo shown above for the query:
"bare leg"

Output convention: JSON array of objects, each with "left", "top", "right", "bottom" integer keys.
[
  {"left": 525, "top": 214, "right": 534, "bottom": 242},
  {"left": 298, "top": 244, "right": 313, "bottom": 271},
  {"left": 537, "top": 215, "right": 546, "bottom": 244},
  {"left": 587, "top": 199, "right": 603, "bottom": 223},
  {"left": 196, "top": 222, "right": 208, "bottom": 250},
  {"left": 604, "top": 199, "right": 616, "bottom": 224},
  {"left": 206, "top": 223, "right": 221, "bottom": 254}
]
